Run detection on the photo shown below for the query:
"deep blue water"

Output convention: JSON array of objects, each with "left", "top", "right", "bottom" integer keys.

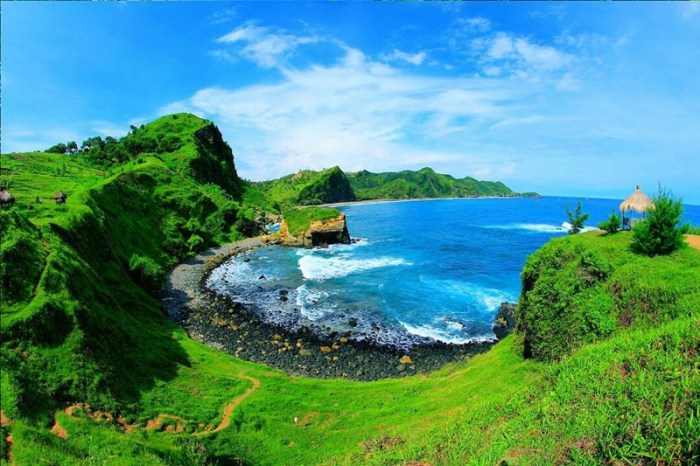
[{"left": 207, "top": 197, "right": 700, "bottom": 348}]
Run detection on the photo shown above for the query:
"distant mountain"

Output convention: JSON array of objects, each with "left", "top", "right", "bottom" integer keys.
[
  {"left": 256, "top": 166, "right": 536, "bottom": 206},
  {"left": 347, "top": 167, "right": 518, "bottom": 200}
]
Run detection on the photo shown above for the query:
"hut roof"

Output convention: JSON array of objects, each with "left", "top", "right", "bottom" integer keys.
[
  {"left": 619, "top": 185, "right": 653, "bottom": 213},
  {"left": 0, "top": 189, "right": 14, "bottom": 203},
  {"left": 53, "top": 191, "right": 67, "bottom": 201}
]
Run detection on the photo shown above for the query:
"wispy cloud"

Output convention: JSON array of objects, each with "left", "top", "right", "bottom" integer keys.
[
  {"left": 215, "top": 21, "right": 318, "bottom": 69},
  {"left": 383, "top": 49, "right": 428, "bottom": 66},
  {"left": 2, "top": 125, "right": 83, "bottom": 153},
  {"left": 209, "top": 7, "right": 238, "bottom": 25},
  {"left": 162, "top": 43, "right": 530, "bottom": 180}
]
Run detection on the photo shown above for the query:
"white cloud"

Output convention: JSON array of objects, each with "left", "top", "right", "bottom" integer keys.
[
  {"left": 215, "top": 21, "right": 318, "bottom": 69},
  {"left": 384, "top": 49, "right": 428, "bottom": 66},
  {"left": 2, "top": 125, "right": 83, "bottom": 153},
  {"left": 482, "top": 33, "right": 573, "bottom": 73},
  {"left": 162, "top": 45, "right": 525, "bottom": 180},
  {"left": 209, "top": 7, "right": 238, "bottom": 25},
  {"left": 458, "top": 16, "right": 492, "bottom": 34},
  {"left": 90, "top": 120, "right": 128, "bottom": 138}
]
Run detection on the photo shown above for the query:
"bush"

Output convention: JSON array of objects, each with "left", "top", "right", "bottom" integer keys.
[
  {"left": 631, "top": 186, "right": 685, "bottom": 256},
  {"left": 565, "top": 202, "right": 590, "bottom": 234},
  {"left": 598, "top": 210, "right": 621, "bottom": 234},
  {"left": 187, "top": 234, "right": 204, "bottom": 252},
  {"left": 128, "top": 254, "right": 165, "bottom": 293}
]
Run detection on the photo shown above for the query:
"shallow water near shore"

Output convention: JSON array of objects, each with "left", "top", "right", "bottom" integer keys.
[{"left": 207, "top": 196, "right": 700, "bottom": 348}]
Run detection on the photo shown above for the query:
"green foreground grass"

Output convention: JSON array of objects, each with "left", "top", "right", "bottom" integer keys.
[{"left": 2, "top": 114, "right": 699, "bottom": 465}]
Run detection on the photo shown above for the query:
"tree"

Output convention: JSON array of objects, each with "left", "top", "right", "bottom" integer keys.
[
  {"left": 46, "top": 142, "right": 67, "bottom": 154},
  {"left": 631, "top": 186, "right": 685, "bottom": 256},
  {"left": 598, "top": 210, "right": 621, "bottom": 235},
  {"left": 66, "top": 141, "right": 78, "bottom": 154},
  {"left": 565, "top": 202, "right": 590, "bottom": 234}
]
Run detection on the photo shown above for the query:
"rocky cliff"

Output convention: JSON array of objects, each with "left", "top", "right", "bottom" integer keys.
[{"left": 279, "top": 212, "right": 351, "bottom": 247}]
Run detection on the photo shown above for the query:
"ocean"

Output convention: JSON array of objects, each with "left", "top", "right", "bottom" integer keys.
[{"left": 207, "top": 197, "right": 700, "bottom": 348}]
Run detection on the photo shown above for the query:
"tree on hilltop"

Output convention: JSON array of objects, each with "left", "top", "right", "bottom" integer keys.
[
  {"left": 565, "top": 202, "right": 590, "bottom": 234},
  {"left": 632, "top": 186, "right": 686, "bottom": 256}
]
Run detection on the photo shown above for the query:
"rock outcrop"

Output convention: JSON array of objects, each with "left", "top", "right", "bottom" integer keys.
[
  {"left": 493, "top": 302, "right": 517, "bottom": 340},
  {"left": 279, "top": 213, "right": 351, "bottom": 247}
]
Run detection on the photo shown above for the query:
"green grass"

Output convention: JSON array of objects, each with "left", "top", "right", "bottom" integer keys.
[
  {"left": 282, "top": 206, "right": 342, "bottom": 235},
  {"left": 518, "top": 231, "right": 700, "bottom": 361},
  {"left": 2, "top": 113, "right": 698, "bottom": 465},
  {"left": 346, "top": 166, "right": 519, "bottom": 200}
]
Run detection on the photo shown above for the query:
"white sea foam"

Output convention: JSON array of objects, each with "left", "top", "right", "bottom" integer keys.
[
  {"left": 399, "top": 321, "right": 494, "bottom": 344},
  {"left": 486, "top": 223, "right": 567, "bottom": 233},
  {"left": 295, "top": 238, "right": 370, "bottom": 257},
  {"left": 420, "top": 277, "right": 513, "bottom": 312},
  {"left": 298, "top": 255, "right": 411, "bottom": 281},
  {"left": 295, "top": 284, "right": 335, "bottom": 320},
  {"left": 487, "top": 222, "right": 599, "bottom": 234}
]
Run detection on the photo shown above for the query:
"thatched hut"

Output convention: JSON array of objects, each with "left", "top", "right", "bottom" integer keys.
[
  {"left": 619, "top": 185, "right": 653, "bottom": 230},
  {"left": 0, "top": 189, "right": 15, "bottom": 208},
  {"left": 53, "top": 191, "right": 68, "bottom": 205}
]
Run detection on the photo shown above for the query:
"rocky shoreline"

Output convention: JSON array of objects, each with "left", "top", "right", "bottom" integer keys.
[{"left": 161, "top": 238, "right": 510, "bottom": 381}]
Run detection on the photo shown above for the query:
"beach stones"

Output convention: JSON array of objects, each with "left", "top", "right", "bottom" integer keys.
[{"left": 399, "top": 355, "right": 413, "bottom": 364}]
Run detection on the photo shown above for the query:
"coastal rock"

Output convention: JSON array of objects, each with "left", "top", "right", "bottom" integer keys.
[
  {"left": 493, "top": 302, "right": 517, "bottom": 340},
  {"left": 279, "top": 213, "right": 351, "bottom": 247}
]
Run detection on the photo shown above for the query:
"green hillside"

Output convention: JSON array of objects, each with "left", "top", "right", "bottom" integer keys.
[
  {"left": 254, "top": 165, "right": 534, "bottom": 208},
  {"left": 1, "top": 114, "right": 697, "bottom": 465},
  {"left": 347, "top": 167, "right": 518, "bottom": 200},
  {"left": 255, "top": 166, "right": 356, "bottom": 206}
]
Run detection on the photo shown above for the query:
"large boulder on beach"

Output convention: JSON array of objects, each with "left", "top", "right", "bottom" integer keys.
[
  {"left": 493, "top": 302, "right": 517, "bottom": 340},
  {"left": 279, "top": 212, "right": 351, "bottom": 247}
]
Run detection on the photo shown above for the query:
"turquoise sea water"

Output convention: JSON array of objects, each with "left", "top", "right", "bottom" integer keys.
[{"left": 207, "top": 197, "right": 700, "bottom": 348}]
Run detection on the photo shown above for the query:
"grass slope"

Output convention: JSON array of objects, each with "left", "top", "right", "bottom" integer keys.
[
  {"left": 347, "top": 167, "right": 518, "bottom": 200},
  {"left": 1, "top": 115, "right": 698, "bottom": 465},
  {"left": 255, "top": 166, "right": 355, "bottom": 207}
]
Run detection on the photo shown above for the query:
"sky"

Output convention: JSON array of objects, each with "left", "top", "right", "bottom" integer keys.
[{"left": 2, "top": 2, "right": 700, "bottom": 203}]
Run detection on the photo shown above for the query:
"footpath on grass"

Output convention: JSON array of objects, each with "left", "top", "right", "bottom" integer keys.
[
  {"left": 47, "top": 373, "right": 261, "bottom": 438},
  {"left": 685, "top": 234, "right": 700, "bottom": 251}
]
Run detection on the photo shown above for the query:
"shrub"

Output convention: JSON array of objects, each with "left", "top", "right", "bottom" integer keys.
[
  {"left": 565, "top": 202, "right": 590, "bottom": 234},
  {"left": 128, "top": 254, "right": 165, "bottom": 293},
  {"left": 631, "top": 186, "right": 685, "bottom": 256},
  {"left": 598, "top": 210, "right": 621, "bottom": 234},
  {"left": 187, "top": 234, "right": 204, "bottom": 252}
]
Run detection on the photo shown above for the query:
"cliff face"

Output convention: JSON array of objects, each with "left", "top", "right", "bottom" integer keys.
[
  {"left": 192, "top": 123, "right": 241, "bottom": 197},
  {"left": 279, "top": 212, "right": 351, "bottom": 247},
  {"left": 297, "top": 166, "right": 356, "bottom": 205}
]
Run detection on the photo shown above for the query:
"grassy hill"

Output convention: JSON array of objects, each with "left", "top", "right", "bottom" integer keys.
[
  {"left": 347, "top": 167, "right": 519, "bottom": 200},
  {"left": 1, "top": 114, "right": 698, "bottom": 465},
  {"left": 254, "top": 166, "right": 356, "bottom": 206},
  {"left": 254, "top": 166, "right": 536, "bottom": 208}
]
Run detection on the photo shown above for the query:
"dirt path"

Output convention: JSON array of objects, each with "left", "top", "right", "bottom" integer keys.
[
  {"left": 1, "top": 411, "right": 15, "bottom": 465},
  {"left": 49, "top": 373, "right": 261, "bottom": 439},
  {"left": 195, "top": 374, "right": 260, "bottom": 436},
  {"left": 685, "top": 234, "right": 700, "bottom": 251}
]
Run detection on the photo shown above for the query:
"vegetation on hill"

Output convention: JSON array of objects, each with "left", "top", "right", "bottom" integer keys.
[
  {"left": 346, "top": 167, "right": 518, "bottom": 200},
  {"left": 254, "top": 166, "right": 356, "bottom": 206},
  {"left": 254, "top": 166, "right": 535, "bottom": 209},
  {"left": 632, "top": 186, "right": 687, "bottom": 256},
  {"left": 282, "top": 206, "right": 341, "bottom": 236},
  {"left": 1, "top": 114, "right": 697, "bottom": 465},
  {"left": 517, "top": 231, "right": 699, "bottom": 362}
]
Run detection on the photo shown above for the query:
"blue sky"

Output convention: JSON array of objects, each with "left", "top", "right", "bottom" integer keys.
[{"left": 3, "top": 2, "right": 699, "bottom": 203}]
